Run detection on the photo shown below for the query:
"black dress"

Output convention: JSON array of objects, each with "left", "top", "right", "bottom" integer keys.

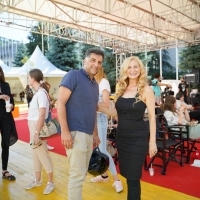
[
  {"left": 115, "top": 97, "right": 148, "bottom": 180},
  {"left": 0, "top": 82, "right": 18, "bottom": 147}
]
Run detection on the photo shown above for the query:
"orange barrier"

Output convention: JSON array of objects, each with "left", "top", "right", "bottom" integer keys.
[{"left": 12, "top": 106, "right": 19, "bottom": 118}]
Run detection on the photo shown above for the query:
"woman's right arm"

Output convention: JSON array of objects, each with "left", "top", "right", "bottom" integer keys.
[{"left": 98, "top": 105, "right": 118, "bottom": 117}]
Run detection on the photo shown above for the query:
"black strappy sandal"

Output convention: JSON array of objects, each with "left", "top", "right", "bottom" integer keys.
[{"left": 2, "top": 171, "right": 16, "bottom": 181}]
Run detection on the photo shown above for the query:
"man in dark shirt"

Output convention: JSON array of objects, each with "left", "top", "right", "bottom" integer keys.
[
  {"left": 25, "top": 85, "right": 33, "bottom": 107},
  {"left": 178, "top": 78, "right": 189, "bottom": 103}
]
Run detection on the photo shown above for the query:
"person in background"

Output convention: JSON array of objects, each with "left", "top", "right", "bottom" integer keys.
[
  {"left": 57, "top": 48, "right": 103, "bottom": 200},
  {"left": 162, "top": 95, "right": 200, "bottom": 140},
  {"left": 178, "top": 78, "right": 189, "bottom": 103},
  {"left": 175, "top": 92, "right": 194, "bottom": 111},
  {"left": 19, "top": 91, "right": 25, "bottom": 102},
  {"left": 90, "top": 67, "right": 123, "bottom": 192},
  {"left": 25, "top": 85, "right": 33, "bottom": 107},
  {"left": 25, "top": 69, "right": 55, "bottom": 195},
  {"left": 151, "top": 73, "right": 171, "bottom": 105},
  {"left": 176, "top": 92, "right": 200, "bottom": 121},
  {"left": 98, "top": 56, "right": 157, "bottom": 200},
  {"left": 0, "top": 66, "right": 18, "bottom": 181}
]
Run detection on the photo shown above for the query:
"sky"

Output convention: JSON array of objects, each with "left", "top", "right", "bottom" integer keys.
[
  {"left": 0, "top": 25, "right": 29, "bottom": 43},
  {"left": 0, "top": 12, "right": 30, "bottom": 43}
]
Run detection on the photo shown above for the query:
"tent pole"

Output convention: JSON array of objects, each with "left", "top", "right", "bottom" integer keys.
[{"left": 42, "top": 22, "right": 44, "bottom": 54}]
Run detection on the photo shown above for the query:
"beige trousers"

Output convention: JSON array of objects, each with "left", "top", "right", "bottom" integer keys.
[
  {"left": 67, "top": 131, "right": 93, "bottom": 200},
  {"left": 28, "top": 120, "right": 53, "bottom": 174}
]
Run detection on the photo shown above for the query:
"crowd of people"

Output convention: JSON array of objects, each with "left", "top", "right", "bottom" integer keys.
[{"left": 1, "top": 47, "right": 200, "bottom": 200}]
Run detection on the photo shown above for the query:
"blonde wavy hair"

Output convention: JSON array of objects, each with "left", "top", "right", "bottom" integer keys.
[
  {"left": 94, "top": 66, "right": 107, "bottom": 84},
  {"left": 115, "top": 56, "right": 147, "bottom": 102}
]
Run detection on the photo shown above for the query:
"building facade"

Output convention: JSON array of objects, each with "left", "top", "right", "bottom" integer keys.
[{"left": 0, "top": 36, "right": 19, "bottom": 67}]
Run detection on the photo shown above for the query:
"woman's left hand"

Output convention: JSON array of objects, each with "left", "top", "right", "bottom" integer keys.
[{"left": 149, "top": 141, "right": 157, "bottom": 158}]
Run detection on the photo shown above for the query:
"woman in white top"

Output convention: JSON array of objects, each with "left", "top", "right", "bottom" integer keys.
[
  {"left": 162, "top": 95, "right": 200, "bottom": 139},
  {"left": 90, "top": 67, "right": 123, "bottom": 193},
  {"left": 25, "top": 69, "right": 55, "bottom": 195}
]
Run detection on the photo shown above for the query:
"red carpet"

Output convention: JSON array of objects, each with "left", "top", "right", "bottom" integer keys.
[
  {"left": 15, "top": 110, "right": 66, "bottom": 156},
  {"left": 14, "top": 111, "right": 200, "bottom": 198}
]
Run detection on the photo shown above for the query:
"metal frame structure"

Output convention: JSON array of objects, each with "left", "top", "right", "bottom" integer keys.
[
  {"left": 1, "top": 0, "right": 200, "bottom": 52},
  {"left": 0, "top": 0, "right": 200, "bottom": 78}
]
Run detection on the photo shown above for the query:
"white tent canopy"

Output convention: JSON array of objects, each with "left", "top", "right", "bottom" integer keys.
[
  {"left": 2, "top": 46, "right": 66, "bottom": 100},
  {"left": 18, "top": 45, "right": 67, "bottom": 88},
  {"left": 0, "top": 60, "right": 10, "bottom": 71},
  {"left": 18, "top": 45, "right": 66, "bottom": 77},
  {"left": 0, "top": 60, "right": 20, "bottom": 77}
]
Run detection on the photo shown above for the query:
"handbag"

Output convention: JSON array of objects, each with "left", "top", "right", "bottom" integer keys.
[
  {"left": 51, "top": 118, "right": 61, "bottom": 134},
  {"left": 39, "top": 120, "right": 57, "bottom": 138},
  {"left": 36, "top": 89, "right": 59, "bottom": 138},
  {"left": 88, "top": 146, "right": 110, "bottom": 176},
  {"left": 106, "top": 140, "right": 117, "bottom": 157}
]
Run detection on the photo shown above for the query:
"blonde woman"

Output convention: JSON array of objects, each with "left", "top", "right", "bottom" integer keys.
[
  {"left": 90, "top": 67, "right": 123, "bottom": 192},
  {"left": 25, "top": 69, "right": 55, "bottom": 195},
  {"left": 98, "top": 56, "right": 157, "bottom": 200}
]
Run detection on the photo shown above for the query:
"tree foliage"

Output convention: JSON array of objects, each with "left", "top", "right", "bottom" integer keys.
[
  {"left": 102, "top": 48, "right": 116, "bottom": 92},
  {"left": 179, "top": 45, "right": 200, "bottom": 71},
  {"left": 133, "top": 49, "right": 174, "bottom": 79},
  {"left": 45, "top": 37, "right": 80, "bottom": 71},
  {"left": 13, "top": 43, "right": 29, "bottom": 67},
  {"left": 26, "top": 23, "right": 48, "bottom": 55}
]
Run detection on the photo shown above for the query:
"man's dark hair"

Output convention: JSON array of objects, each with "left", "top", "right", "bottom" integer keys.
[
  {"left": 154, "top": 73, "right": 160, "bottom": 78},
  {"left": 84, "top": 48, "right": 104, "bottom": 59}
]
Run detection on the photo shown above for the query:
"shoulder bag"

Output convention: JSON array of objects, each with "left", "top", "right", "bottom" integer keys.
[{"left": 37, "top": 89, "right": 58, "bottom": 138}]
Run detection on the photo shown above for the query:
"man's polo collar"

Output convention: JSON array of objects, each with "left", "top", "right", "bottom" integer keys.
[{"left": 80, "top": 68, "right": 97, "bottom": 84}]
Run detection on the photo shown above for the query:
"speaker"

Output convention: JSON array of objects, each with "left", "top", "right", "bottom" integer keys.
[
  {"left": 185, "top": 69, "right": 200, "bottom": 84},
  {"left": 185, "top": 74, "right": 196, "bottom": 83}
]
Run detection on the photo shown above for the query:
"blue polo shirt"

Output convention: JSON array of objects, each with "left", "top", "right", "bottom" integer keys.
[{"left": 60, "top": 68, "right": 99, "bottom": 135}]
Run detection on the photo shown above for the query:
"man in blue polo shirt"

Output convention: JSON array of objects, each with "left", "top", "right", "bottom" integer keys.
[{"left": 57, "top": 48, "right": 104, "bottom": 200}]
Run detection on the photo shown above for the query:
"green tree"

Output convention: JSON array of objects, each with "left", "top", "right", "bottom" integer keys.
[
  {"left": 13, "top": 43, "right": 29, "bottom": 67},
  {"left": 45, "top": 37, "right": 80, "bottom": 71},
  {"left": 103, "top": 48, "right": 116, "bottom": 92},
  {"left": 21, "top": 56, "right": 29, "bottom": 64},
  {"left": 179, "top": 45, "right": 200, "bottom": 71},
  {"left": 26, "top": 22, "right": 48, "bottom": 55},
  {"left": 134, "top": 49, "right": 175, "bottom": 79}
]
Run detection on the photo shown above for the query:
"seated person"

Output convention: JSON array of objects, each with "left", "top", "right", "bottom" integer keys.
[
  {"left": 161, "top": 95, "right": 200, "bottom": 140},
  {"left": 175, "top": 92, "right": 194, "bottom": 111},
  {"left": 176, "top": 92, "right": 200, "bottom": 121}
]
